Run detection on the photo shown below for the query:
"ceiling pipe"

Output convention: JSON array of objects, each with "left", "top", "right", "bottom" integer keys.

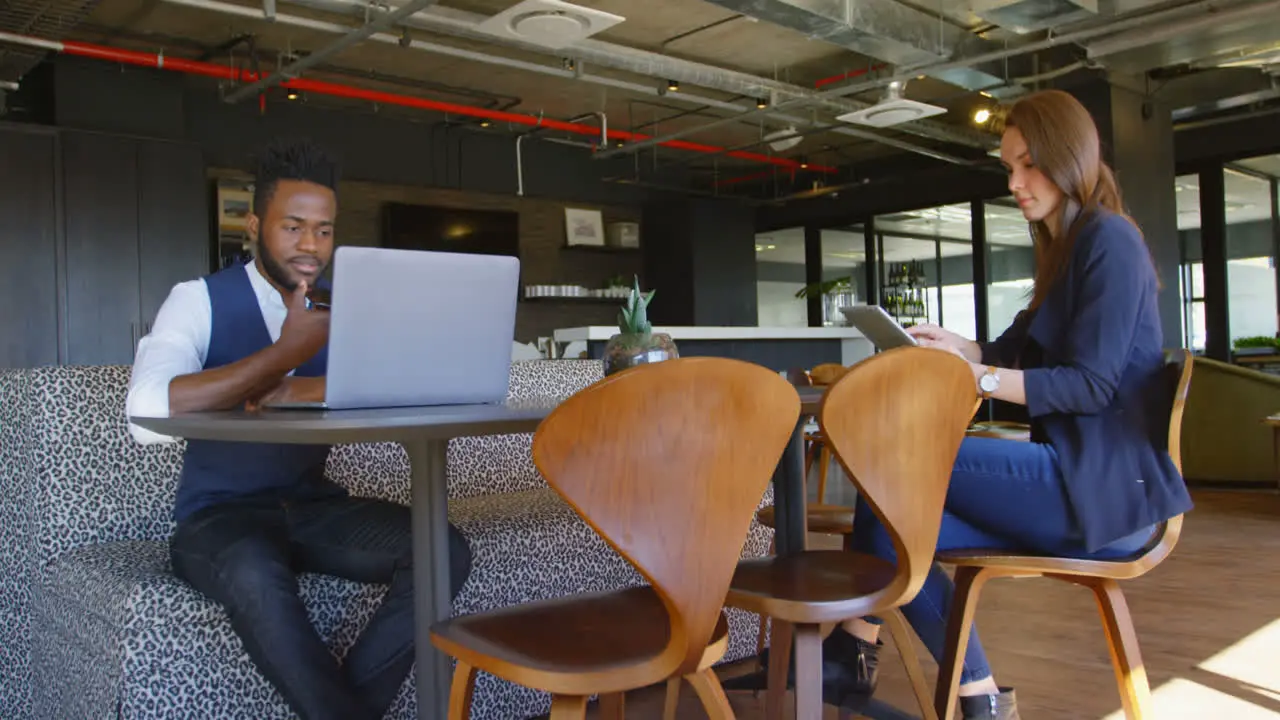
[
  {"left": 814, "top": 64, "right": 887, "bottom": 89},
  {"left": 594, "top": 0, "right": 1258, "bottom": 159},
  {"left": 277, "top": 0, "right": 994, "bottom": 150},
  {"left": 164, "top": 0, "right": 988, "bottom": 165},
  {"left": 224, "top": 0, "right": 440, "bottom": 102},
  {"left": 0, "top": 29, "right": 834, "bottom": 174}
]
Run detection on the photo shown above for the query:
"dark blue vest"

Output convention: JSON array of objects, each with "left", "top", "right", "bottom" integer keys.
[{"left": 173, "top": 263, "right": 344, "bottom": 522}]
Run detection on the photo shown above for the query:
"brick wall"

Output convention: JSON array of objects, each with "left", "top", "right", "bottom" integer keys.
[{"left": 211, "top": 168, "right": 642, "bottom": 342}]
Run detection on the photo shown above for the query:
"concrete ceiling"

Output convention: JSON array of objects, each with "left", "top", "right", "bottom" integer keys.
[{"left": 4, "top": 0, "right": 1280, "bottom": 197}]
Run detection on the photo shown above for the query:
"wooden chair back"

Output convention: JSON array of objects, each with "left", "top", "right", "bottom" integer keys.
[
  {"left": 818, "top": 347, "right": 978, "bottom": 608},
  {"left": 1125, "top": 348, "right": 1195, "bottom": 573},
  {"left": 531, "top": 357, "right": 801, "bottom": 677}
]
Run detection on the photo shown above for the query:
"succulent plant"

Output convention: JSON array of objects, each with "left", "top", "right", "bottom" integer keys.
[{"left": 616, "top": 275, "right": 656, "bottom": 337}]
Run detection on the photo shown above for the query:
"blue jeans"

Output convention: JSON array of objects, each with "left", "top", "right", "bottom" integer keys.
[
  {"left": 170, "top": 492, "right": 472, "bottom": 720},
  {"left": 850, "top": 437, "right": 1154, "bottom": 684}
]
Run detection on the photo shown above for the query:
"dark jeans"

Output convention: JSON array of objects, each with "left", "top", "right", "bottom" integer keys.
[
  {"left": 170, "top": 493, "right": 473, "bottom": 720},
  {"left": 851, "top": 437, "right": 1154, "bottom": 685}
]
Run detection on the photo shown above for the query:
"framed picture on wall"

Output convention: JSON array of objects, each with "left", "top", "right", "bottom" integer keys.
[
  {"left": 564, "top": 207, "right": 605, "bottom": 247},
  {"left": 217, "top": 187, "right": 254, "bottom": 232}
]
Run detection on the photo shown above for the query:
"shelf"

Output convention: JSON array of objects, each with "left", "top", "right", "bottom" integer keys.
[
  {"left": 560, "top": 244, "right": 640, "bottom": 254},
  {"left": 522, "top": 295, "right": 625, "bottom": 304}
]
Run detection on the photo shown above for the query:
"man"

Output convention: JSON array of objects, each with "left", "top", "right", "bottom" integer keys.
[{"left": 126, "top": 138, "right": 472, "bottom": 720}]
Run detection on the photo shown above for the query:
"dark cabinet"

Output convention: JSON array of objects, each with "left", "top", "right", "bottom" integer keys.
[
  {"left": 62, "top": 131, "right": 143, "bottom": 365},
  {"left": 0, "top": 127, "right": 60, "bottom": 368},
  {"left": 61, "top": 130, "right": 208, "bottom": 365},
  {"left": 0, "top": 124, "right": 208, "bottom": 368}
]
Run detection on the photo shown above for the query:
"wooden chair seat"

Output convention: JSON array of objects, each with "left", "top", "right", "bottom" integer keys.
[
  {"left": 729, "top": 551, "right": 897, "bottom": 624},
  {"left": 431, "top": 585, "right": 729, "bottom": 696},
  {"left": 935, "top": 521, "right": 1168, "bottom": 581},
  {"left": 755, "top": 504, "right": 854, "bottom": 536}
]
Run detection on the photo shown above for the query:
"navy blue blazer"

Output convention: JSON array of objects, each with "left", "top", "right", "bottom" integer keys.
[{"left": 980, "top": 209, "right": 1193, "bottom": 552}]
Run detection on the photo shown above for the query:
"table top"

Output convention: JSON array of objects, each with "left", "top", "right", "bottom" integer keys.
[
  {"left": 130, "top": 384, "right": 829, "bottom": 446},
  {"left": 1266, "top": 413, "right": 1280, "bottom": 427},
  {"left": 129, "top": 396, "right": 564, "bottom": 445}
]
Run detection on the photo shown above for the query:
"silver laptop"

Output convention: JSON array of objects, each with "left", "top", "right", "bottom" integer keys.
[{"left": 268, "top": 246, "right": 519, "bottom": 410}]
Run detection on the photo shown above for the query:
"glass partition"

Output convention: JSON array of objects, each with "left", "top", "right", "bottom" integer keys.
[
  {"left": 1176, "top": 173, "right": 1207, "bottom": 351},
  {"left": 873, "top": 203, "right": 976, "bottom": 336},
  {"left": 1224, "top": 163, "right": 1278, "bottom": 343},
  {"left": 754, "top": 227, "right": 807, "bottom": 327},
  {"left": 984, "top": 198, "right": 1035, "bottom": 339}
]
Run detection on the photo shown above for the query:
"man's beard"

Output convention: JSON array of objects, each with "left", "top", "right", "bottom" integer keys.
[{"left": 258, "top": 240, "right": 305, "bottom": 292}]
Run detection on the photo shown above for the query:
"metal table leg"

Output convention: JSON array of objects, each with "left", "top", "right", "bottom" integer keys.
[
  {"left": 407, "top": 438, "right": 451, "bottom": 720},
  {"left": 773, "top": 419, "right": 808, "bottom": 556}
]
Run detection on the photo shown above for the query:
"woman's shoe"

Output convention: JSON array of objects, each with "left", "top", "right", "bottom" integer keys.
[
  {"left": 822, "top": 627, "right": 881, "bottom": 711},
  {"left": 960, "top": 688, "right": 1021, "bottom": 720}
]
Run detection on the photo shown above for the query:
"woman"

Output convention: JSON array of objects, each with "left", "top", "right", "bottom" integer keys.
[{"left": 818, "top": 89, "right": 1194, "bottom": 719}]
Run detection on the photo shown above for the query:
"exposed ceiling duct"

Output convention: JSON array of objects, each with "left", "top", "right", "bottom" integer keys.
[
  {"left": 971, "top": 0, "right": 1099, "bottom": 34},
  {"left": 1084, "top": 0, "right": 1280, "bottom": 73},
  {"left": 160, "top": 0, "right": 984, "bottom": 165},
  {"left": 696, "top": 0, "right": 1019, "bottom": 95},
  {"left": 277, "top": 0, "right": 996, "bottom": 151},
  {"left": 0, "top": 0, "right": 104, "bottom": 82}
]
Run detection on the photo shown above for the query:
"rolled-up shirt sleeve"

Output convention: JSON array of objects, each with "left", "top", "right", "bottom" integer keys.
[{"left": 125, "top": 280, "right": 211, "bottom": 444}]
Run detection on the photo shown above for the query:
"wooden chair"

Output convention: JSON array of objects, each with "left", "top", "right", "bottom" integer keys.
[
  {"left": 934, "top": 349, "right": 1194, "bottom": 720},
  {"left": 725, "top": 346, "right": 982, "bottom": 720},
  {"left": 429, "top": 357, "right": 801, "bottom": 719}
]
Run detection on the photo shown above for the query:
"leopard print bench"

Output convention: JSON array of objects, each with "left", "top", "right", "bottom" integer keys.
[{"left": 6, "top": 361, "right": 775, "bottom": 720}]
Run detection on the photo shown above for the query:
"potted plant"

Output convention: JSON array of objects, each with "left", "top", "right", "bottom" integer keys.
[{"left": 602, "top": 276, "right": 679, "bottom": 376}]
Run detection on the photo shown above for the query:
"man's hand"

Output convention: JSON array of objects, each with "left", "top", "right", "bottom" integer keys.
[
  {"left": 906, "top": 323, "right": 982, "bottom": 363},
  {"left": 277, "top": 281, "right": 330, "bottom": 367},
  {"left": 247, "top": 376, "right": 326, "bottom": 411}
]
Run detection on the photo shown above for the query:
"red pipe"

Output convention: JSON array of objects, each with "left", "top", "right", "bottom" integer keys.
[
  {"left": 814, "top": 64, "right": 886, "bottom": 89},
  {"left": 10, "top": 32, "right": 838, "bottom": 174}
]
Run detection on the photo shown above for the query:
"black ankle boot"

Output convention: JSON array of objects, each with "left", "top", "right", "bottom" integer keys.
[
  {"left": 960, "top": 687, "right": 1020, "bottom": 720},
  {"left": 723, "top": 628, "right": 880, "bottom": 711},
  {"left": 821, "top": 627, "right": 881, "bottom": 710}
]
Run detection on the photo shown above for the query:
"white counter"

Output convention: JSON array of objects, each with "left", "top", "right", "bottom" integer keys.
[
  {"left": 552, "top": 326, "right": 866, "bottom": 342},
  {"left": 552, "top": 326, "right": 873, "bottom": 366}
]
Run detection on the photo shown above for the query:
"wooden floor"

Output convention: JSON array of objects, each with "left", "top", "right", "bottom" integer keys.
[{"left": 570, "top": 490, "right": 1280, "bottom": 719}]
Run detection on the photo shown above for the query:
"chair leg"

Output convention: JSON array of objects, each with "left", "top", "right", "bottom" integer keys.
[
  {"left": 883, "top": 609, "right": 939, "bottom": 720},
  {"left": 1088, "top": 577, "right": 1154, "bottom": 719},
  {"left": 756, "top": 536, "right": 775, "bottom": 661},
  {"left": 662, "top": 677, "right": 681, "bottom": 720},
  {"left": 598, "top": 692, "right": 626, "bottom": 719},
  {"left": 447, "top": 661, "right": 477, "bottom": 720},
  {"left": 549, "top": 695, "right": 589, "bottom": 719},
  {"left": 815, "top": 444, "right": 832, "bottom": 504},
  {"left": 793, "top": 623, "right": 824, "bottom": 720},
  {"left": 687, "top": 667, "right": 736, "bottom": 720},
  {"left": 935, "top": 566, "right": 993, "bottom": 720},
  {"left": 765, "top": 620, "right": 794, "bottom": 720}
]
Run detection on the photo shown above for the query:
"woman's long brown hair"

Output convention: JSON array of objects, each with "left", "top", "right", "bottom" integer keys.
[{"left": 1006, "top": 90, "right": 1140, "bottom": 311}]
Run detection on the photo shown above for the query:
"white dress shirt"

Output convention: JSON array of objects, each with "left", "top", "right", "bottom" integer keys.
[{"left": 126, "top": 262, "right": 289, "bottom": 445}]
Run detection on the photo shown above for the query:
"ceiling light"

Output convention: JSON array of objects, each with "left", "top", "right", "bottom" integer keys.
[
  {"left": 667, "top": 79, "right": 680, "bottom": 92},
  {"left": 286, "top": 89, "right": 299, "bottom": 100},
  {"left": 479, "top": 120, "right": 491, "bottom": 128},
  {"left": 973, "top": 108, "right": 991, "bottom": 124},
  {"left": 756, "top": 97, "right": 768, "bottom": 109}
]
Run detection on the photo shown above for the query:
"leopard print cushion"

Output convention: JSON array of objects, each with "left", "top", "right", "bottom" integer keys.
[
  {"left": 327, "top": 359, "right": 606, "bottom": 501},
  {"left": 0, "top": 368, "right": 34, "bottom": 720}
]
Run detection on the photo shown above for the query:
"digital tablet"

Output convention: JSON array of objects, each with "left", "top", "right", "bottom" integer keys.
[{"left": 841, "top": 305, "right": 919, "bottom": 350}]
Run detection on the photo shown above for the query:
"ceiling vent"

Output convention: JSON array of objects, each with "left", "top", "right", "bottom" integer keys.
[
  {"left": 475, "top": 0, "right": 625, "bottom": 50},
  {"left": 764, "top": 126, "right": 803, "bottom": 152},
  {"left": 835, "top": 82, "right": 947, "bottom": 127}
]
